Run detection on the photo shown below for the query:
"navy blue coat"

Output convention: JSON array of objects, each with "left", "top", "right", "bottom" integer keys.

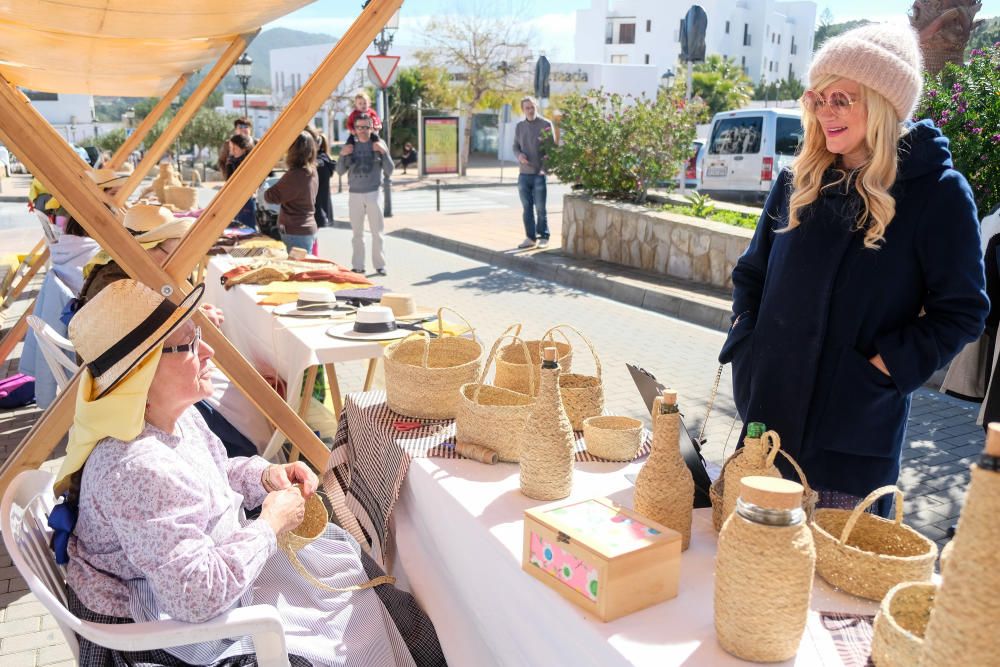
[{"left": 719, "top": 120, "right": 988, "bottom": 497}]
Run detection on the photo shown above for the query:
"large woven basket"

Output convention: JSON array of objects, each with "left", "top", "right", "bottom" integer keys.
[
  {"left": 870, "top": 581, "right": 936, "bottom": 667},
  {"left": 164, "top": 185, "right": 198, "bottom": 210},
  {"left": 494, "top": 324, "right": 572, "bottom": 396},
  {"left": 383, "top": 307, "right": 482, "bottom": 419},
  {"left": 455, "top": 332, "right": 536, "bottom": 462},
  {"left": 546, "top": 324, "right": 604, "bottom": 429},
  {"left": 583, "top": 416, "right": 642, "bottom": 461},
  {"left": 710, "top": 443, "right": 818, "bottom": 532},
  {"left": 811, "top": 486, "right": 937, "bottom": 601}
]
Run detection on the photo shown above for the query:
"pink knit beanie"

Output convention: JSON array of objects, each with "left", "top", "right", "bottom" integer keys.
[{"left": 808, "top": 23, "right": 923, "bottom": 121}]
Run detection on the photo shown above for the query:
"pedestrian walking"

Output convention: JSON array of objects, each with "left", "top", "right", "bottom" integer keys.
[
  {"left": 718, "top": 24, "right": 988, "bottom": 516},
  {"left": 265, "top": 131, "right": 318, "bottom": 253},
  {"left": 226, "top": 133, "right": 257, "bottom": 229},
  {"left": 217, "top": 117, "right": 254, "bottom": 178},
  {"left": 314, "top": 133, "right": 336, "bottom": 227},
  {"left": 513, "top": 95, "right": 554, "bottom": 249},
  {"left": 336, "top": 118, "right": 393, "bottom": 275}
]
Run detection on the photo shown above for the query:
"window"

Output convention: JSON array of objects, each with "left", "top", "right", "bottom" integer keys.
[
  {"left": 775, "top": 117, "right": 804, "bottom": 156},
  {"left": 709, "top": 116, "right": 763, "bottom": 155},
  {"left": 741, "top": 55, "right": 746, "bottom": 71},
  {"left": 23, "top": 90, "right": 58, "bottom": 101},
  {"left": 645, "top": 54, "right": 650, "bottom": 64},
  {"left": 791, "top": 36, "right": 797, "bottom": 55},
  {"left": 789, "top": 64, "right": 794, "bottom": 79},
  {"left": 619, "top": 22, "right": 636, "bottom": 44},
  {"left": 605, "top": 21, "right": 613, "bottom": 44},
  {"left": 743, "top": 24, "right": 751, "bottom": 47},
  {"left": 725, "top": 20, "right": 730, "bottom": 34},
  {"left": 777, "top": 34, "right": 781, "bottom": 45},
  {"left": 611, "top": 54, "right": 629, "bottom": 64},
  {"left": 646, "top": 19, "right": 651, "bottom": 32}
]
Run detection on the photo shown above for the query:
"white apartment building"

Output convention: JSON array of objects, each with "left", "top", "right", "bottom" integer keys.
[
  {"left": 574, "top": 0, "right": 816, "bottom": 86},
  {"left": 23, "top": 91, "right": 101, "bottom": 145}
]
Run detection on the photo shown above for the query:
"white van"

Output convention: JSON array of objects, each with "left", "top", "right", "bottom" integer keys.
[{"left": 699, "top": 108, "right": 803, "bottom": 202}]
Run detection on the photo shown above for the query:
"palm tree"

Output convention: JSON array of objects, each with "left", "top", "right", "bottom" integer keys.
[
  {"left": 910, "top": 0, "right": 984, "bottom": 75},
  {"left": 690, "top": 55, "right": 754, "bottom": 115}
]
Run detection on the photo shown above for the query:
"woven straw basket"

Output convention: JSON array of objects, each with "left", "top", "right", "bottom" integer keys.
[
  {"left": 710, "top": 446, "right": 818, "bottom": 532},
  {"left": 547, "top": 324, "right": 604, "bottom": 429},
  {"left": 455, "top": 332, "right": 536, "bottom": 462},
  {"left": 383, "top": 307, "right": 482, "bottom": 419},
  {"left": 583, "top": 416, "right": 642, "bottom": 461},
  {"left": 811, "top": 486, "right": 937, "bottom": 601},
  {"left": 164, "top": 185, "right": 198, "bottom": 210},
  {"left": 494, "top": 324, "right": 572, "bottom": 396},
  {"left": 871, "top": 581, "right": 937, "bottom": 667}
]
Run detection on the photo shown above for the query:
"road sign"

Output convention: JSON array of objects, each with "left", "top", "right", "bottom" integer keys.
[{"left": 367, "top": 54, "right": 401, "bottom": 89}]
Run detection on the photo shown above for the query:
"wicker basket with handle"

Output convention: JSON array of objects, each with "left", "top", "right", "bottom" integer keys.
[
  {"left": 545, "top": 324, "right": 604, "bottom": 430},
  {"left": 810, "top": 486, "right": 937, "bottom": 601},
  {"left": 383, "top": 307, "right": 482, "bottom": 419},
  {"left": 494, "top": 324, "right": 572, "bottom": 396}
]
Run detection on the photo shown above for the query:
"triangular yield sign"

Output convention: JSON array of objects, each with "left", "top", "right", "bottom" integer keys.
[{"left": 367, "top": 54, "right": 401, "bottom": 88}]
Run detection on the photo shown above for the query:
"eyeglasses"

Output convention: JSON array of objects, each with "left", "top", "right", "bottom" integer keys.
[
  {"left": 800, "top": 89, "right": 859, "bottom": 118},
  {"left": 355, "top": 125, "right": 372, "bottom": 131},
  {"left": 163, "top": 326, "right": 201, "bottom": 356}
]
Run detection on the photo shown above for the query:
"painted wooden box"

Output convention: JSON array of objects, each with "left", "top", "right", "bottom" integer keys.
[{"left": 522, "top": 496, "right": 682, "bottom": 622}]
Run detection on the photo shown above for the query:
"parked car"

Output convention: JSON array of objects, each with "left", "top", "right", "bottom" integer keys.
[
  {"left": 9, "top": 152, "right": 27, "bottom": 174},
  {"left": 699, "top": 108, "right": 803, "bottom": 202},
  {"left": 256, "top": 171, "right": 283, "bottom": 240},
  {"left": 676, "top": 138, "right": 705, "bottom": 190}
]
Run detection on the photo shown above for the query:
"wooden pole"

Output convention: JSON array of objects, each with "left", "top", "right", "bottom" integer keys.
[
  {"left": 106, "top": 73, "right": 191, "bottom": 170},
  {"left": 0, "top": 303, "right": 34, "bottom": 368},
  {"left": 163, "top": 0, "right": 405, "bottom": 279},
  {"left": 114, "top": 33, "right": 256, "bottom": 206},
  {"left": 1, "top": 248, "right": 48, "bottom": 310}
]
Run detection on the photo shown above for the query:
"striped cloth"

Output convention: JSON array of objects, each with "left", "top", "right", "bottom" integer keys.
[
  {"left": 819, "top": 612, "right": 876, "bottom": 667},
  {"left": 322, "top": 390, "right": 650, "bottom": 567}
]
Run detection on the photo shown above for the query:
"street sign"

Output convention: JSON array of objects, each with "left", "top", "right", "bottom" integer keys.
[{"left": 367, "top": 54, "right": 401, "bottom": 89}]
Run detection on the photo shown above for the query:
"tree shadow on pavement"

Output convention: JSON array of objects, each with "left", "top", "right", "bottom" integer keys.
[{"left": 411, "top": 265, "right": 588, "bottom": 298}]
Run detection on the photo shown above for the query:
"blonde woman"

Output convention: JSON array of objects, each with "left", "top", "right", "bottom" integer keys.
[{"left": 719, "top": 24, "right": 988, "bottom": 516}]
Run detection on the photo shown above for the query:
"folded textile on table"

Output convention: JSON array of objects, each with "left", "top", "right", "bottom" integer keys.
[
  {"left": 819, "top": 612, "right": 875, "bottom": 667},
  {"left": 334, "top": 286, "right": 391, "bottom": 305},
  {"left": 289, "top": 269, "right": 370, "bottom": 284},
  {"left": 220, "top": 258, "right": 370, "bottom": 289},
  {"left": 221, "top": 264, "right": 292, "bottom": 288}
]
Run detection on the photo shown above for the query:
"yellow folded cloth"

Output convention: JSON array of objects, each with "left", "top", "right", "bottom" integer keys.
[
  {"left": 257, "top": 281, "right": 373, "bottom": 306},
  {"left": 54, "top": 348, "right": 162, "bottom": 496}
]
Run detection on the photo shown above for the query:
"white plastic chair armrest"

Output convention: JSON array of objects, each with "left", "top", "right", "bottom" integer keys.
[{"left": 80, "top": 604, "right": 289, "bottom": 667}]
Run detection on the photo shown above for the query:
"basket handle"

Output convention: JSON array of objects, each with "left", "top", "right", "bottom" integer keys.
[
  {"left": 282, "top": 544, "right": 396, "bottom": 593},
  {"left": 502, "top": 323, "right": 523, "bottom": 338},
  {"left": 473, "top": 333, "right": 534, "bottom": 401},
  {"left": 436, "top": 306, "right": 475, "bottom": 338},
  {"left": 775, "top": 449, "right": 813, "bottom": 497},
  {"left": 541, "top": 326, "right": 574, "bottom": 352},
  {"left": 543, "top": 324, "right": 601, "bottom": 379},
  {"left": 837, "top": 485, "right": 905, "bottom": 545},
  {"left": 392, "top": 330, "right": 432, "bottom": 368},
  {"left": 761, "top": 430, "right": 781, "bottom": 468}
]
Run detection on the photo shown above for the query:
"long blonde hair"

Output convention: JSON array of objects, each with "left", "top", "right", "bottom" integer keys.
[{"left": 788, "top": 75, "right": 908, "bottom": 249}]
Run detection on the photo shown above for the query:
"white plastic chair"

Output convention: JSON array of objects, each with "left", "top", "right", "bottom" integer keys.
[
  {"left": 0, "top": 470, "right": 290, "bottom": 666},
  {"left": 26, "top": 315, "right": 78, "bottom": 393},
  {"left": 34, "top": 209, "right": 60, "bottom": 247}
]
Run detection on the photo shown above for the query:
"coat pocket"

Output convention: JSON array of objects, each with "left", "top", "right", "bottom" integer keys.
[
  {"left": 817, "top": 346, "right": 907, "bottom": 460},
  {"left": 721, "top": 316, "right": 756, "bottom": 420}
]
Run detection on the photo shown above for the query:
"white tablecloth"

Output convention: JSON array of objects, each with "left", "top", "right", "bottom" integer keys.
[
  {"left": 393, "top": 458, "right": 879, "bottom": 666},
  {"left": 204, "top": 256, "right": 384, "bottom": 457}
]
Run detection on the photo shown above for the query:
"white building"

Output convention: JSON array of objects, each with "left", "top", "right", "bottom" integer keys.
[
  {"left": 574, "top": 0, "right": 816, "bottom": 86},
  {"left": 23, "top": 91, "right": 101, "bottom": 145},
  {"left": 218, "top": 93, "right": 278, "bottom": 138}
]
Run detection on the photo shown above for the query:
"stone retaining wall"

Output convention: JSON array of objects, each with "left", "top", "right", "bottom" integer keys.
[{"left": 561, "top": 194, "right": 754, "bottom": 290}]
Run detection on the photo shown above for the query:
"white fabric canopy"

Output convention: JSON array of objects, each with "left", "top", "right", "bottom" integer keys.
[{"left": 0, "top": 1, "right": 313, "bottom": 95}]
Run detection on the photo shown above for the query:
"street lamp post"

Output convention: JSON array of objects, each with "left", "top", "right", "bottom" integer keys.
[
  {"left": 364, "top": 1, "right": 399, "bottom": 217},
  {"left": 234, "top": 53, "right": 253, "bottom": 116},
  {"left": 661, "top": 69, "right": 676, "bottom": 91}
]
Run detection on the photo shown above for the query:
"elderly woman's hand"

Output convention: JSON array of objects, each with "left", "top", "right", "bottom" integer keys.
[
  {"left": 260, "top": 487, "right": 305, "bottom": 535},
  {"left": 262, "top": 462, "right": 319, "bottom": 497},
  {"left": 200, "top": 303, "right": 225, "bottom": 328}
]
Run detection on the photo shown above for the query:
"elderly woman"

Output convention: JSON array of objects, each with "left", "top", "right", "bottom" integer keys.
[
  {"left": 718, "top": 24, "right": 988, "bottom": 515},
  {"left": 57, "top": 279, "right": 443, "bottom": 666}
]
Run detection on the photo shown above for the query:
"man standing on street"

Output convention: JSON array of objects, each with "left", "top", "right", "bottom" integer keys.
[
  {"left": 336, "top": 118, "right": 393, "bottom": 275},
  {"left": 513, "top": 96, "right": 554, "bottom": 249}
]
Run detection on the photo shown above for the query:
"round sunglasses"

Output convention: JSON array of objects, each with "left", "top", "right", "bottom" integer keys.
[{"left": 800, "top": 89, "right": 859, "bottom": 118}]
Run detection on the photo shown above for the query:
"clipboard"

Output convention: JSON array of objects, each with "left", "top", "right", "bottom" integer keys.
[{"left": 628, "top": 363, "right": 713, "bottom": 508}]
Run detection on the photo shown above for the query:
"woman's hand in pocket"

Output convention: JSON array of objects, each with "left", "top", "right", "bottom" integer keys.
[{"left": 869, "top": 353, "right": 891, "bottom": 377}]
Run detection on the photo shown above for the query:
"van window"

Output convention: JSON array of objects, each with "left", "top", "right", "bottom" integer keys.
[
  {"left": 709, "top": 117, "right": 763, "bottom": 155},
  {"left": 775, "top": 117, "right": 804, "bottom": 156}
]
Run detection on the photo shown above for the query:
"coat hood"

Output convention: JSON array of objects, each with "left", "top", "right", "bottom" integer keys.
[{"left": 897, "top": 119, "right": 953, "bottom": 182}]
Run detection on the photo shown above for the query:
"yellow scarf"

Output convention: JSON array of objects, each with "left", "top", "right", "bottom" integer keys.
[{"left": 54, "top": 347, "right": 162, "bottom": 496}]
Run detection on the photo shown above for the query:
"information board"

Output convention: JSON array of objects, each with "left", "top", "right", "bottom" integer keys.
[{"left": 422, "top": 116, "right": 459, "bottom": 175}]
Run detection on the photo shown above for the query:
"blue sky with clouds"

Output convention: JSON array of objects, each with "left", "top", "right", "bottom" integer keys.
[{"left": 267, "top": 1, "right": 999, "bottom": 60}]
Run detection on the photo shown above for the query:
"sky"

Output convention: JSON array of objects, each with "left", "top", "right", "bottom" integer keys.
[{"left": 266, "top": 1, "right": 1000, "bottom": 61}]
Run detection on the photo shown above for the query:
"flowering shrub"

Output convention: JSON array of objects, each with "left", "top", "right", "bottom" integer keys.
[
  {"left": 915, "top": 43, "right": 1000, "bottom": 214},
  {"left": 544, "top": 89, "right": 707, "bottom": 203}
]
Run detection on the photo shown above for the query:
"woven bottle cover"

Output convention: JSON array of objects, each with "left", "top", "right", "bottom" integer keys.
[
  {"left": 634, "top": 389, "right": 695, "bottom": 550},
  {"left": 721, "top": 429, "right": 783, "bottom": 523},
  {"left": 278, "top": 489, "right": 395, "bottom": 593},
  {"left": 919, "top": 424, "right": 1000, "bottom": 666},
  {"left": 715, "top": 475, "right": 816, "bottom": 662},
  {"left": 519, "top": 346, "right": 575, "bottom": 500}
]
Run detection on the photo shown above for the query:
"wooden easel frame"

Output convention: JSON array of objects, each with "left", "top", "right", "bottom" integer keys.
[
  {"left": 0, "top": 0, "right": 405, "bottom": 545},
  {"left": 105, "top": 74, "right": 191, "bottom": 171}
]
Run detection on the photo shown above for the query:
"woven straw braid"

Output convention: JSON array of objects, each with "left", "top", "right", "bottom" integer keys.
[
  {"left": 871, "top": 581, "right": 936, "bottom": 667},
  {"left": 718, "top": 430, "right": 783, "bottom": 528},
  {"left": 277, "top": 492, "right": 394, "bottom": 593},
  {"left": 519, "top": 349, "right": 575, "bottom": 500},
  {"left": 714, "top": 510, "right": 816, "bottom": 662},
  {"left": 811, "top": 486, "right": 937, "bottom": 601},
  {"left": 633, "top": 397, "right": 694, "bottom": 550},
  {"left": 544, "top": 324, "right": 604, "bottom": 429},
  {"left": 383, "top": 307, "right": 482, "bottom": 419},
  {"left": 920, "top": 464, "right": 1000, "bottom": 666},
  {"left": 583, "top": 416, "right": 642, "bottom": 461},
  {"left": 494, "top": 326, "right": 572, "bottom": 396},
  {"left": 454, "top": 332, "right": 535, "bottom": 462}
]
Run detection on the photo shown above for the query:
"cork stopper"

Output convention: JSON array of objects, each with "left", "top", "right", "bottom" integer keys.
[
  {"left": 986, "top": 423, "right": 1000, "bottom": 458},
  {"left": 662, "top": 389, "right": 678, "bottom": 405},
  {"left": 542, "top": 346, "right": 558, "bottom": 362},
  {"left": 739, "top": 476, "right": 803, "bottom": 511}
]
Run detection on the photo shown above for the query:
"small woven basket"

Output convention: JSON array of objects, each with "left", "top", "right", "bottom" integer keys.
[
  {"left": 583, "top": 416, "right": 643, "bottom": 461},
  {"left": 811, "top": 486, "right": 937, "bottom": 601},
  {"left": 710, "top": 446, "right": 818, "bottom": 532},
  {"left": 455, "top": 331, "right": 536, "bottom": 462},
  {"left": 383, "top": 307, "right": 482, "bottom": 419},
  {"left": 871, "top": 581, "right": 936, "bottom": 667},
  {"left": 546, "top": 324, "right": 604, "bottom": 429},
  {"left": 164, "top": 185, "right": 198, "bottom": 210},
  {"left": 494, "top": 324, "right": 572, "bottom": 396}
]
